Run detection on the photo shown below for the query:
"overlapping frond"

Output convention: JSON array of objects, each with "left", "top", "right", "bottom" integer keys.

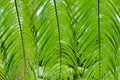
[{"left": 0, "top": 0, "right": 120, "bottom": 80}]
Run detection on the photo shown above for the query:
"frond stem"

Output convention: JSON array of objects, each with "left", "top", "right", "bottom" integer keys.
[
  {"left": 53, "top": 0, "right": 62, "bottom": 79},
  {"left": 14, "top": 0, "right": 26, "bottom": 79},
  {"left": 98, "top": 0, "right": 101, "bottom": 79}
]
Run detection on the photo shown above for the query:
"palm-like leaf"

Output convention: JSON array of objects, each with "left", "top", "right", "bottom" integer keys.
[{"left": 0, "top": 0, "right": 120, "bottom": 80}]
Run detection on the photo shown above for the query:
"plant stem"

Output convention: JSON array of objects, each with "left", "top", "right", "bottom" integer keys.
[
  {"left": 53, "top": 0, "right": 62, "bottom": 79},
  {"left": 14, "top": 0, "right": 26, "bottom": 79},
  {"left": 98, "top": 0, "right": 101, "bottom": 79}
]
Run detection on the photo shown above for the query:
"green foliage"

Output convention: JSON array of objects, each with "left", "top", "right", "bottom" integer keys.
[{"left": 0, "top": 0, "right": 120, "bottom": 80}]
